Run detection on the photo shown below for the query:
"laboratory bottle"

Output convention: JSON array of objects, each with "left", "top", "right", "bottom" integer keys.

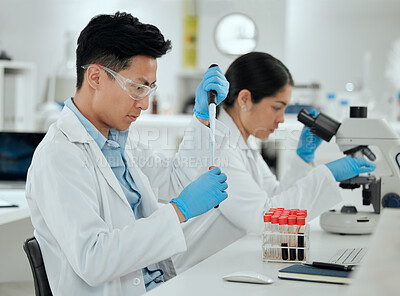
[
  {"left": 288, "top": 215, "right": 297, "bottom": 261},
  {"left": 262, "top": 214, "right": 272, "bottom": 260},
  {"left": 324, "top": 93, "right": 337, "bottom": 118},
  {"left": 297, "top": 216, "right": 306, "bottom": 261},
  {"left": 271, "top": 215, "right": 280, "bottom": 260},
  {"left": 279, "top": 216, "right": 289, "bottom": 260},
  {"left": 151, "top": 95, "right": 158, "bottom": 114}
]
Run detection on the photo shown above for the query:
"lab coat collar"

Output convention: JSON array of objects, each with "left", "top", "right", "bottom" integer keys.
[
  {"left": 57, "top": 106, "right": 93, "bottom": 144},
  {"left": 64, "top": 97, "right": 108, "bottom": 148},
  {"left": 218, "top": 107, "right": 259, "bottom": 151},
  {"left": 57, "top": 105, "right": 132, "bottom": 211}
]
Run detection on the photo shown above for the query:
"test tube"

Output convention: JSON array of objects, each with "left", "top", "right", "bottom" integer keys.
[
  {"left": 263, "top": 214, "right": 272, "bottom": 260},
  {"left": 279, "top": 216, "right": 289, "bottom": 260},
  {"left": 297, "top": 216, "right": 306, "bottom": 261},
  {"left": 298, "top": 210, "right": 308, "bottom": 219},
  {"left": 271, "top": 215, "right": 280, "bottom": 259},
  {"left": 288, "top": 215, "right": 297, "bottom": 261}
]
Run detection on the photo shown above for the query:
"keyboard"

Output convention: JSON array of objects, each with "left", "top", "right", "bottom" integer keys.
[{"left": 329, "top": 247, "right": 367, "bottom": 265}]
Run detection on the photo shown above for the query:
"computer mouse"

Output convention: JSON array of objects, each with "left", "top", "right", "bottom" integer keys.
[{"left": 222, "top": 271, "right": 274, "bottom": 284}]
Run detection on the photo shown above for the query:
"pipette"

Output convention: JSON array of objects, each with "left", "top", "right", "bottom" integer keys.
[
  {"left": 207, "top": 64, "right": 219, "bottom": 208},
  {"left": 208, "top": 64, "right": 218, "bottom": 169}
]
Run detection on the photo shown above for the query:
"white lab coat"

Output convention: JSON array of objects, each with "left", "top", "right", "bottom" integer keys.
[
  {"left": 25, "top": 106, "right": 228, "bottom": 296},
  {"left": 172, "top": 107, "right": 342, "bottom": 273}
]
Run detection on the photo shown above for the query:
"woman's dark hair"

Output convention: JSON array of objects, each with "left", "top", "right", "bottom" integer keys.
[
  {"left": 223, "top": 52, "right": 294, "bottom": 108},
  {"left": 76, "top": 11, "right": 172, "bottom": 89}
]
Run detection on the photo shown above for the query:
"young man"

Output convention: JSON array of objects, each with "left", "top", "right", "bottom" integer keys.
[{"left": 26, "top": 12, "right": 229, "bottom": 295}]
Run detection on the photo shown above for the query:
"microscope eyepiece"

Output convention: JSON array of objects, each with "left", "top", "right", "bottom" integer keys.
[{"left": 297, "top": 109, "right": 341, "bottom": 142}]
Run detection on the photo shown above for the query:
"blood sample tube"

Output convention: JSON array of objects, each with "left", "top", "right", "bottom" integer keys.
[
  {"left": 297, "top": 216, "right": 306, "bottom": 261},
  {"left": 299, "top": 209, "right": 308, "bottom": 217},
  {"left": 279, "top": 216, "right": 289, "bottom": 260},
  {"left": 288, "top": 215, "right": 297, "bottom": 260}
]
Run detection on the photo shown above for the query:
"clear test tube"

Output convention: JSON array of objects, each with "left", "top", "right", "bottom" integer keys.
[
  {"left": 288, "top": 215, "right": 297, "bottom": 261},
  {"left": 263, "top": 214, "right": 272, "bottom": 260},
  {"left": 271, "top": 215, "right": 280, "bottom": 259},
  {"left": 279, "top": 216, "right": 289, "bottom": 261},
  {"left": 297, "top": 216, "right": 306, "bottom": 261}
]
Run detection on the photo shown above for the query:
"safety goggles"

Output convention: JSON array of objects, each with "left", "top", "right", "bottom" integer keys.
[{"left": 81, "top": 64, "right": 157, "bottom": 100}]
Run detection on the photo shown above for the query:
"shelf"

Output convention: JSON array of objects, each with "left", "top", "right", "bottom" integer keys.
[{"left": 0, "top": 60, "right": 37, "bottom": 131}]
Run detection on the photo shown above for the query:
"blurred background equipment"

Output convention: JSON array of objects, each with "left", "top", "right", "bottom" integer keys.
[
  {"left": 182, "top": 0, "right": 198, "bottom": 68},
  {"left": 214, "top": 12, "right": 257, "bottom": 56}
]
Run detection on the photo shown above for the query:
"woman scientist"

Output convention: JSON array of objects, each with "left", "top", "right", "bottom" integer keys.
[{"left": 172, "top": 51, "right": 376, "bottom": 273}]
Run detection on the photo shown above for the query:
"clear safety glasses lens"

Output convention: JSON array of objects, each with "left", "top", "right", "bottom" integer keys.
[{"left": 81, "top": 65, "right": 157, "bottom": 100}]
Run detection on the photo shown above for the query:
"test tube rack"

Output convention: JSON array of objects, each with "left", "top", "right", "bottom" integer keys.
[
  {"left": 262, "top": 208, "right": 310, "bottom": 263},
  {"left": 262, "top": 226, "right": 310, "bottom": 263}
]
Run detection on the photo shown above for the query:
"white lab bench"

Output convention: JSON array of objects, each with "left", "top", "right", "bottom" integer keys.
[
  {"left": 0, "top": 189, "right": 30, "bottom": 225},
  {"left": 146, "top": 218, "right": 373, "bottom": 296},
  {"left": 0, "top": 189, "right": 33, "bottom": 283}
]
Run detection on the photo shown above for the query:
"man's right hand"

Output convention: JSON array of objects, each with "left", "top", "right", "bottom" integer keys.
[
  {"left": 193, "top": 66, "right": 229, "bottom": 120},
  {"left": 170, "top": 167, "right": 228, "bottom": 222}
]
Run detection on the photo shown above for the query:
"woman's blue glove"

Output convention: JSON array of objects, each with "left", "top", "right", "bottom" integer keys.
[
  {"left": 170, "top": 167, "right": 228, "bottom": 221},
  {"left": 193, "top": 66, "right": 230, "bottom": 119},
  {"left": 325, "top": 156, "right": 376, "bottom": 182},
  {"left": 296, "top": 109, "right": 323, "bottom": 163}
]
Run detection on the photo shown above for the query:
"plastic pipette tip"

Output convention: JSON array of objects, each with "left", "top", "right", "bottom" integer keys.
[{"left": 208, "top": 166, "right": 219, "bottom": 208}]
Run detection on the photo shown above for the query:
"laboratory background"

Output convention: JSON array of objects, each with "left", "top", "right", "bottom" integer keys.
[{"left": 1, "top": 0, "right": 400, "bottom": 295}]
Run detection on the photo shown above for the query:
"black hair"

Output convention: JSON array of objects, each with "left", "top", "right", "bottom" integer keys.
[
  {"left": 76, "top": 11, "right": 172, "bottom": 89},
  {"left": 223, "top": 52, "right": 294, "bottom": 108}
]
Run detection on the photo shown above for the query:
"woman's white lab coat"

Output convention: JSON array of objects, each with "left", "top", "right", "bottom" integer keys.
[
  {"left": 172, "top": 107, "right": 342, "bottom": 273},
  {"left": 25, "top": 106, "right": 228, "bottom": 296}
]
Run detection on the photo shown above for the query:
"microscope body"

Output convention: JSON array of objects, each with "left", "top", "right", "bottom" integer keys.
[
  {"left": 298, "top": 107, "right": 400, "bottom": 234},
  {"left": 336, "top": 117, "right": 400, "bottom": 210}
]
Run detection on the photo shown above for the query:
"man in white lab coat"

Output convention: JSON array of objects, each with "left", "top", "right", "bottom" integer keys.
[{"left": 25, "top": 12, "right": 230, "bottom": 295}]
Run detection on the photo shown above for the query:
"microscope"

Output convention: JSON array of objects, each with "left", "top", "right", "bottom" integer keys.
[{"left": 298, "top": 106, "right": 400, "bottom": 234}]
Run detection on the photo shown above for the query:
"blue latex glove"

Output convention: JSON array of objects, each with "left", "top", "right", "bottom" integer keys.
[
  {"left": 325, "top": 156, "right": 376, "bottom": 182},
  {"left": 296, "top": 109, "right": 323, "bottom": 163},
  {"left": 193, "top": 66, "right": 230, "bottom": 119},
  {"left": 170, "top": 167, "right": 228, "bottom": 221}
]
